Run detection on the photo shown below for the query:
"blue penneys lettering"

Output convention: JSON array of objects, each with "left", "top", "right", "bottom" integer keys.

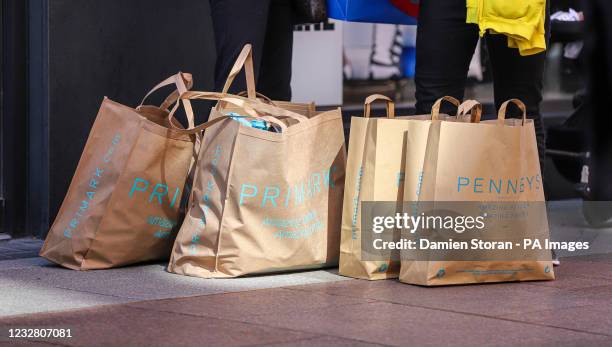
[
  {"left": 457, "top": 175, "right": 542, "bottom": 194},
  {"left": 239, "top": 165, "right": 337, "bottom": 208},
  {"left": 63, "top": 133, "right": 121, "bottom": 239}
]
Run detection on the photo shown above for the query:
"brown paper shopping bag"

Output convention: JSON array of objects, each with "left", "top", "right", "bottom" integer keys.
[
  {"left": 40, "top": 72, "right": 203, "bottom": 270},
  {"left": 399, "top": 99, "right": 555, "bottom": 286},
  {"left": 168, "top": 92, "right": 346, "bottom": 278},
  {"left": 338, "top": 95, "right": 476, "bottom": 280}
]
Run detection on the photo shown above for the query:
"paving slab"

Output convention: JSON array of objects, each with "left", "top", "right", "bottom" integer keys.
[
  {"left": 0, "top": 281, "right": 132, "bottom": 317},
  {"left": 0, "top": 199, "right": 610, "bottom": 346},
  {"left": 502, "top": 304, "right": 612, "bottom": 336},
  {"left": 547, "top": 259, "right": 612, "bottom": 281},
  {"left": 2, "top": 281, "right": 610, "bottom": 347},
  {"left": 0, "top": 258, "right": 53, "bottom": 271},
  {"left": 0, "top": 341, "right": 55, "bottom": 346},
  {"left": 266, "top": 336, "right": 385, "bottom": 347},
  {"left": 0, "top": 305, "right": 318, "bottom": 347},
  {"left": 233, "top": 301, "right": 611, "bottom": 346},
  {"left": 1, "top": 256, "right": 612, "bottom": 346},
  {"left": 522, "top": 272, "right": 612, "bottom": 290},
  {"left": 546, "top": 200, "right": 612, "bottom": 258},
  {"left": 0, "top": 257, "right": 349, "bottom": 317},
  {"left": 285, "top": 278, "right": 607, "bottom": 318},
  {"left": 127, "top": 287, "right": 374, "bottom": 320}
]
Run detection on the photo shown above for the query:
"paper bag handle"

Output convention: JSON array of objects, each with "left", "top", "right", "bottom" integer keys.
[
  {"left": 497, "top": 99, "right": 527, "bottom": 125},
  {"left": 219, "top": 44, "right": 256, "bottom": 103},
  {"left": 237, "top": 90, "right": 278, "bottom": 106},
  {"left": 158, "top": 74, "right": 194, "bottom": 112},
  {"left": 364, "top": 94, "right": 395, "bottom": 118},
  {"left": 137, "top": 72, "right": 195, "bottom": 128},
  {"left": 431, "top": 96, "right": 461, "bottom": 120},
  {"left": 139, "top": 72, "right": 191, "bottom": 108},
  {"left": 457, "top": 99, "right": 482, "bottom": 123},
  {"left": 180, "top": 91, "right": 308, "bottom": 122},
  {"left": 169, "top": 96, "right": 288, "bottom": 134},
  {"left": 169, "top": 91, "right": 302, "bottom": 131}
]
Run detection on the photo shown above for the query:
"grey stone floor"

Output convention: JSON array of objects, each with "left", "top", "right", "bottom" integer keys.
[
  {"left": 0, "top": 200, "right": 611, "bottom": 346},
  {"left": 0, "top": 239, "right": 44, "bottom": 261},
  {"left": 0, "top": 200, "right": 611, "bottom": 318},
  {"left": 0, "top": 254, "right": 611, "bottom": 346}
]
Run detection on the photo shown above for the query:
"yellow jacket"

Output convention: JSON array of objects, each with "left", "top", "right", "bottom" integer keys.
[{"left": 467, "top": 0, "right": 546, "bottom": 56}]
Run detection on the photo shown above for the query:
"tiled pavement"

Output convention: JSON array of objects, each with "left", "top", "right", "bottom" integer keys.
[
  {"left": 1, "top": 254, "right": 612, "bottom": 346},
  {"left": 1, "top": 199, "right": 612, "bottom": 346},
  {"left": 0, "top": 239, "right": 44, "bottom": 261}
]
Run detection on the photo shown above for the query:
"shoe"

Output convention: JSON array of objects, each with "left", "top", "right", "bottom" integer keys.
[{"left": 552, "top": 249, "right": 560, "bottom": 266}]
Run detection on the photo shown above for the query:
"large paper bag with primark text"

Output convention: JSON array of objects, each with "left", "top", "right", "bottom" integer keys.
[
  {"left": 40, "top": 73, "right": 200, "bottom": 270},
  {"left": 399, "top": 99, "right": 555, "bottom": 286},
  {"left": 339, "top": 96, "right": 475, "bottom": 280},
  {"left": 168, "top": 93, "right": 346, "bottom": 278}
]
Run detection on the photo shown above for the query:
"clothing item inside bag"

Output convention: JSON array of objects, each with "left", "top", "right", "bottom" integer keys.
[{"left": 226, "top": 112, "right": 282, "bottom": 132}]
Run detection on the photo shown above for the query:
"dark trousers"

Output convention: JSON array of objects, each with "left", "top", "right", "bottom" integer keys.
[
  {"left": 414, "top": 0, "right": 549, "bottom": 170},
  {"left": 586, "top": 0, "right": 612, "bottom": 199},
  {"left": 210, "top": 0, "right": 294, "bottom": 100}
]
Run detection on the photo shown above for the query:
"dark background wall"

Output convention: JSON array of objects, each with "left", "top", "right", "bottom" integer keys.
[
  {"left": 1, "top": 0, "right": 28, "bottom": 237},
  {"left": 44, "top": 0, "right": 216, "bottom": 236}
]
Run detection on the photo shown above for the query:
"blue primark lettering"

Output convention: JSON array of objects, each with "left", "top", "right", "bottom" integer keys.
[
  {"left": 323, "top": 165, "right": 335, "bottom": 188},
  {"left": 308, "top": 173, "right": 321, "bottom": 196},
  {"left": 240, "top": 184, "right": 258, "bottom": 205},
  {"left": 416, "top": 171, "right": 423, "bottom": 196},
  {"left": 240, "top": 167, "right": 335, "bottom": 208},
  {"left": 190, "top": 143, "right": 222, "bottom": 255},
  {"left": 170, "top": 187, "right": 180, "bottom": 207},
  {"left": 63, "top": 133, "right": 121, "bottom": 238},
  {"left": 149, "top": 184, "right": 169, "bottom": 204},
  {"left": 294, "top": 184, "right": 305, "bottom": 205},
  {"left": 130, "top": 178, "right": 149, "bottom": 197},
  {"left": 262, "top": 186, "right": 280, "bottom": 207},
  {"left": 457, "top": 175, "right": 542, "bottom": 194},
  {"left": 284, "top": 186, "right": 291, "bottom": 207},
  {"left": 129, "top": 178, "right": 182, "bottom": 207},
  {"left": 351, "top": 166, "right": 363, "bottom": 240}
]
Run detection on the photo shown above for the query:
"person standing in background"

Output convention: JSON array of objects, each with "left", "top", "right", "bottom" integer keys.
[
  {"left": 210, "top": 0, "right": 294, "bottom": 101},
  {"left": 585, "top": 0, "right": 612, "bottom": 201},
  {"left": 414, "top": 0, "right": 556, "bottom": 264},
  {"left": 414, "top": 0, "right": 549, "bottom": 172}
]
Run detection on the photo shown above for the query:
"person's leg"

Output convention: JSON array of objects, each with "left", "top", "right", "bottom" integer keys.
[
  {"left": 257, "top": 0, "right": 294, "bottom": 101},
  {"left": 210, "top": 0, "right": 271, "bottom": 94},
  {"left": 485, "top": 3, "right": 553, "bottom": 262},
  {"left": 414, "top": 0, "right": 479, "bottom": 114},
  {"left": 485, "top": 27, "right": 549, "bottom": 174}
]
